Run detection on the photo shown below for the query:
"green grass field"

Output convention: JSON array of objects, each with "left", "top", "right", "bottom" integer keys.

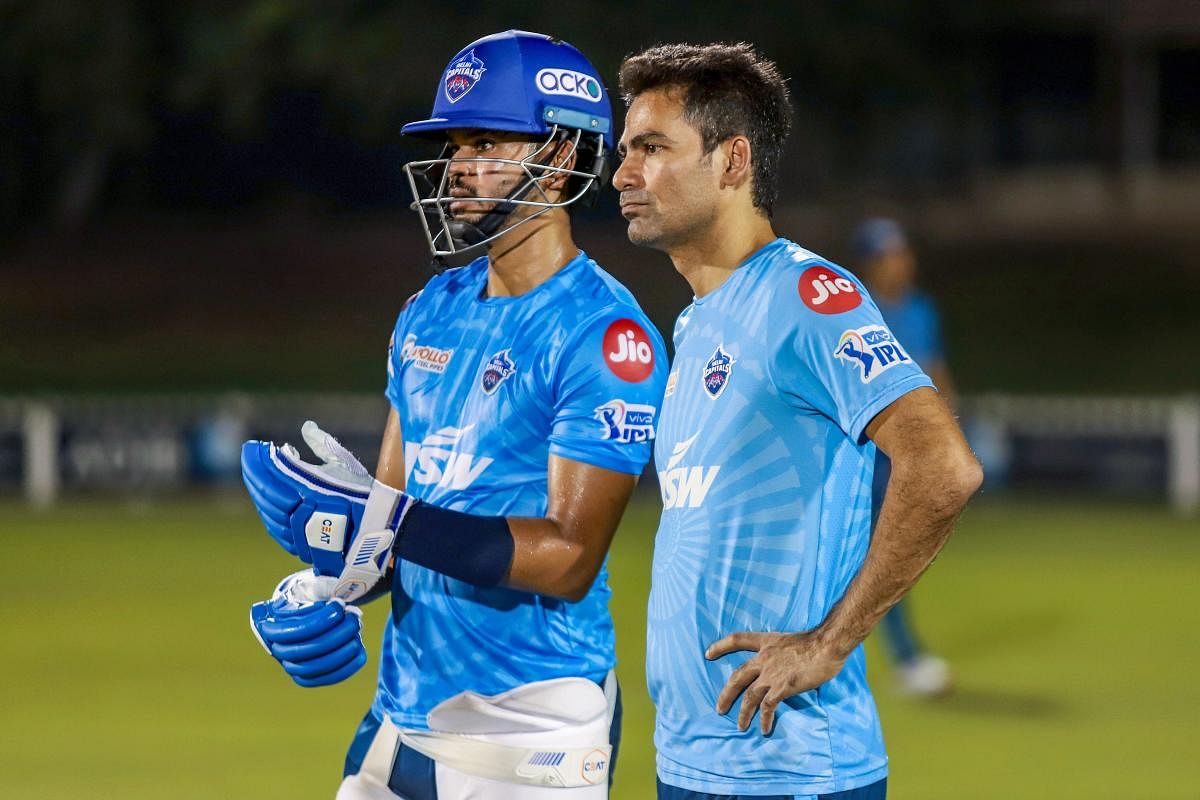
[{"left": 2, "top": 496, "right": 1198, "bottom": 799}]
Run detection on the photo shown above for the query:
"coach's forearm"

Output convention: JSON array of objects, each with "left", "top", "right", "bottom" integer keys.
[{"left": 815, "top": 446, "right": 981, "bottom": 659}]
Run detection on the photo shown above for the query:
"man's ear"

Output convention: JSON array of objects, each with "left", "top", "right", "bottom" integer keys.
[
  {"left": 540, "top": 138, "right": 580, "bottom": 194},
  {"left": 720, "top": 135, "right": 752, "bottom": 191}
]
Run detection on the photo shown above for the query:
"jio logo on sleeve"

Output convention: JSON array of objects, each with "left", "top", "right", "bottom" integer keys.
[
  {"left": 798, "top": 265, "right": 862, "bottom": 314},
  {"left": 602, "top": 319, "right": 655, "bottom": 382}
]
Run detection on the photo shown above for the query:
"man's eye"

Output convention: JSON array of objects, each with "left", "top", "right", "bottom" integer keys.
[
  {"left": 645, "top": 144, "right": 662, "bottom": 154},
  {"left": 476, "top": 140, "right": 495, "bottom": 152}
]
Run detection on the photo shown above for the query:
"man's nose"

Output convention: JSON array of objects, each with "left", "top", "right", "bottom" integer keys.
[
  {"left": 612, "top": 155, "right": 638, "bottom": 191},
  {"left": 447, "top": 156, "right": 471, "bottom": 178}
]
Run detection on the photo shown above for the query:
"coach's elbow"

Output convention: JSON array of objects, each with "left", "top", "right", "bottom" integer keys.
[
  {"left": 895, "top": 442, "right": 982, "bottom": 518},
  {"left": 943, "top": 449, "right": 983, "bottom": 510}
]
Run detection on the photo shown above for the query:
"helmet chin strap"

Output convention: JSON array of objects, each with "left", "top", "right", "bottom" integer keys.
[{"left": 433, "top": 194, "right": 522, "bottom": 270}]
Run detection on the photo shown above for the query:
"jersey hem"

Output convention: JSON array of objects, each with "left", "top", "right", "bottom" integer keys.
[
  {"left": 371, "top": 700, "right": 431, "bottom": 732},
  {"left": 655, "top": 759, "right": 888, "bottom": 796},
  {"left": 548, "top": 440, "right": 647, "bottom": 475},
  {"left": 846, "top": 373, "right": 934, "bottom": 444}
]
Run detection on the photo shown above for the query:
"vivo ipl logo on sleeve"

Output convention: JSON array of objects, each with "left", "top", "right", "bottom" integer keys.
[
  {"left": 594, "top": 399, "right": 657, "bottom": 443},
  {"left": 702, "top": 344, "right": 736, "bottom": 399},
  {"left": 535, "top": 68, "right": 604, "bottom": 103},
  {"left": 444, "top": 49, "right": 486, "bottom": 103},
  {"left": 480, "top": 349, "right": 517, "bottom": 395},
  {"left": 602, "top": 319, "right": 655, "bottom": 382},
  {"left": 834, "top": 325, "right": 911, "bottom": 383}
]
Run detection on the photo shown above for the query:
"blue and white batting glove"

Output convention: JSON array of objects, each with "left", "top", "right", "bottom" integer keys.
[
  {"left": 241, "top": 421, "right": 407, "bottom": 575},
  {"left": 250, "top": 570, "right": 368, "bottom": 688}
]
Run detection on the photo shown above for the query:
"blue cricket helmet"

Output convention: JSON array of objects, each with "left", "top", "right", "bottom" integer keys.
[
  {"left": 402, "top": 30, "right": 613, "bottom": 152},
  {"left": 401, "top": 31, "right": 614, "bottom": 269}
]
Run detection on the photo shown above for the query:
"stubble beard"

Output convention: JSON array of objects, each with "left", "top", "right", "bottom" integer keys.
[{"left": 627, "top": 202, "right": 717, "bottom": 253}]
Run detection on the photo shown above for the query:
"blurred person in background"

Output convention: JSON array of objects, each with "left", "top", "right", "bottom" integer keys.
[
  {"left": 241, "top": 30, "right": 666, "bottom": 799},
  {"left": 851, "top": 217, "right": 956, "bottom": 698}
]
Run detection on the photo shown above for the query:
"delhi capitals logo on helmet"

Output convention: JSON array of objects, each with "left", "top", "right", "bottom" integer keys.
[
  {"left": 702, "top": 345, "right": 736, "bottom": 399},
  {"left": 444, "top": 49, "right": 486, "bottom": 104},
  {"left": 480, "top": 349, "right": 516, "bottom": 395}
]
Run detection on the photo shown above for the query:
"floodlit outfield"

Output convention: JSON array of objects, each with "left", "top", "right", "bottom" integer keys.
[{"left": 3, "top": 496, "right": 1199, "bottom": 799}]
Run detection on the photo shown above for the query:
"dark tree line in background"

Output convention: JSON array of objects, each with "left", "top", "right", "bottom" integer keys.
[{"left": 0, "top": 0, "right": 1042, "bottom": 234}]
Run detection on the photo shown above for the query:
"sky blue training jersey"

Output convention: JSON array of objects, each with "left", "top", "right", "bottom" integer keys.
[
  {"left": 649, "top": 239, "right": 933, "bottom": 795},
  {"left": 376, "top": 251, "right": 667, "bottom": 730},
  {"left": 875, "top": 290, "right": 944, "bottom": 367}
]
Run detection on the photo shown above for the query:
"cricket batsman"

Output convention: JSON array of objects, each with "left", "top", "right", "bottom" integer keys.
[
  {"left": 240, "top": 30, "right": 666, "bottom": 799},
  {"left": 613, "top": 43, "right": 982, "bottom": 798}
]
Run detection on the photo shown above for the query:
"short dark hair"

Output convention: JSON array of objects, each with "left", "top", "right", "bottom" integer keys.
[{"left": 619, "top": 42, "right": 792, "bottom": 216}]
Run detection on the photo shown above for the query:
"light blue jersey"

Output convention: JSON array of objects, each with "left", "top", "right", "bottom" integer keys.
[
  {"left": 649, "top": 239, "right": 933, "bottom": 795},
  {"left": 377, "top": 251, "right": 667, "bottom": 730}
]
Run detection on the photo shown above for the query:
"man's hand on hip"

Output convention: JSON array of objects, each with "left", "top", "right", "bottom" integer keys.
[{"left": 706, "top": 630, "right": 847, "bottom": 736}]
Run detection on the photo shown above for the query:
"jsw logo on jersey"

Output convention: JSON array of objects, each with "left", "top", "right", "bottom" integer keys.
[
  {"left": 834, "top": 325, "right": 912, "bottom": 383},
  {"left": 404, "top": 425, "right": 493, "bottom": 490},
  {"left": 658, "top": 433, "right": 720, "bottom": 510}
]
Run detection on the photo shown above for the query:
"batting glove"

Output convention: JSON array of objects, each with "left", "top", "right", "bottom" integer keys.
[
  {"left": 241, "top": 421, "right": 406, "bottom": 575},
  {"left": 250, "top": 570, "right": 368, "bottom": 688}
]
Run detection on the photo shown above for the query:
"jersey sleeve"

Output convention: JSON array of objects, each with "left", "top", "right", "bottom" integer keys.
[
  {"left": 769, "top": 260, "right": 934, "bottom": 443},
  {"left": 547, "top": 309, "right": 668, "bottom": 475}
]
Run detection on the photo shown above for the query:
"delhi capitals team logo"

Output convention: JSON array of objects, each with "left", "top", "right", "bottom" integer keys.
[
  {"left": 702, "top": 345, "right": 736, "bottom": 399},
  {"left": 480, "top": 349, "right": 516, "bottom": 395},
  {"left": 444, "top": 50, "right": 486, "bottom": 103}
]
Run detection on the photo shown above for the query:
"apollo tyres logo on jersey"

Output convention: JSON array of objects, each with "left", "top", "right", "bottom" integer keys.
[
  {"left": 659, "top": 432, "right": 721, "bottom": 510},
  {"left": 404, "top": 425, "right": 494, "bottom": 490},
  {"left": 835, "top": 325, "right": 912, "bottom": 383},
  {"left": 594, "top": 399, "right": 657, "bottom": 443},
  {"left": 603, "top": 319, "right": 655, "bottom": 382},
  {"left": 444, "top": 49, "right": 486, "bottom": 103},
  {"left": 799, "top": 266, "right": 862, "bottom": 314},
  {"left": 535, "top": 68, "right": 604, "bottom": 103},
  {"left": 400, "top": 333, "right": 454, "bottom": 374}
]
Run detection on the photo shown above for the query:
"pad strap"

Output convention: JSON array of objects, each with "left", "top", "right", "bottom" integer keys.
[{"left": 397, "top": 727, "right": 611, "bottom": 789}]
